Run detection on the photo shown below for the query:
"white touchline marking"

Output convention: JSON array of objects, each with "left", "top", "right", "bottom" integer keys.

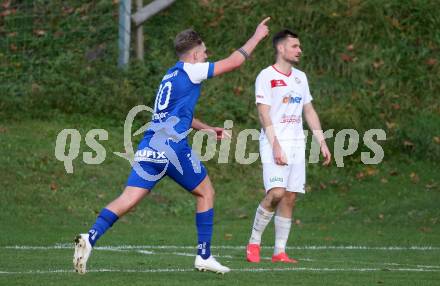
[
  {"left": 137, "top": 250, "right": 155, "bottom": 255},
  {"left": 4, "top": 245, "right": 440, "bottom": 251},
  {"left": 0, "top": 267, "right": 439, "bottom": 275},
  {"left": 167, "top": 252, "right": 234, "bottom": 258},
  {"left": 136, "top": 250, "right": 233, "bottom": 258}
]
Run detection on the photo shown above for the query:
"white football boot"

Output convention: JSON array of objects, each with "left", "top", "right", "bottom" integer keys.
[
  {"left": 73, "top": 234, "right": 92, "bottom": 274},
  {"left": 194, "top": 255, "right": 231, "bottom": 274}
]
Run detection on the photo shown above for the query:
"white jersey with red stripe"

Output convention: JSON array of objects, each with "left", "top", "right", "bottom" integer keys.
[{"left": 255, "top": 65, "right": 313, "bottom": 147}]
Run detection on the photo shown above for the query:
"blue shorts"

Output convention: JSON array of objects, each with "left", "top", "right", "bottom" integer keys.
[{"left": 126, "top": 138, "right": 207, "bottom": 192}]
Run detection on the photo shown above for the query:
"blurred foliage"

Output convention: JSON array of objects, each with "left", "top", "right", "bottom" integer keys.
[{"left": 0, "top": 0, "right": 439, "bottom": 159}]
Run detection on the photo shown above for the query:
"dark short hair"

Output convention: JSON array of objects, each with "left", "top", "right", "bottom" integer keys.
[
  {"left": 174, "top": 29, "right": 203, "bottom": 57},
  {"left": 272, "top": 29, "right": 299, "bottom": 50}
]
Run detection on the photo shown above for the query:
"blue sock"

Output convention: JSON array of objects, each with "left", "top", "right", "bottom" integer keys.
[
  {"left": 88, "top": 208, "right": 119, "bottom": 247},
  {"left": 196, "top": 208, "right": 214, "bottom": 259}
]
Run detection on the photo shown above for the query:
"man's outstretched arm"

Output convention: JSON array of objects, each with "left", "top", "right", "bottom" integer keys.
[
  {"left": 213, "top": 17, "right": 271, "bottom": 77},
  {"left": 191, "top": 118, "right": 230, "bottom": 139}
]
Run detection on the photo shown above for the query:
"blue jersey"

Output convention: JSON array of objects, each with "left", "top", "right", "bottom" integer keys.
[
  {"left": 145, "top": 61, "right": 215, "bottom": 138},
  {"left": 126, "top": 61, "right": 215, "bottom": 192}
]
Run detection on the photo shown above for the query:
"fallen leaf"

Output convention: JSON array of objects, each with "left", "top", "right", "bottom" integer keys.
[
  {"left": 224, "top": 233, "right": 233, "bottom": 240},
  {"left": 294, "top": 219, "right": 301, "bottom": 225},
  {"left": 391, "top": 103, "right": 400, "bottom": 110},
  {"left": 378, "top": 213, "right": 384, "bottom": 220},
  {"left": 425, "top": 182, "right": 437, "bottom": 189},
  {"left": 356, "top": 171, "right": 365, "bottom": 180},
  {"left": 33, "top": 29, "right": 46, "bottom": 36},
  {"left": 238, "top": 213, "right": 248, "bottom": 219},
  {"left": 410, "top": 172, "right": 420, "bottom": 183},
  {"left": 200, "top": 0, "right": 211, "bottom": 6},
  {"left": 31, "top": 83, "right": 41, "bottom": 93},
  {"left": 340, "top": 53, "right": 353, "bottom": 62},
  {"left": 403, "top": 140, "right": 415, "bottom": 147},
  {"left": 419, "top": 226, "right": 432, "bottom": 233},
  {"left": 329, "top": 179, "right": 339, "bottom": 185},
  {"left": 433, "top": 136, "right": 440, "bottom": 144},
  {"left": 365, "top": 166, "right": 378, "bottom": 176},
  {"left": 386, "top": 121, "right": 397, "bottom": 129},
  {"left": 426, "top": 58, "right": 437, "bottom": 66},
  {"left": 9, "top": 43, "right": 17, "bottom": 51},
  {"left": 373, "top": 59, "right": 384, "bottom": 69},
  {"left": 0, "top": 127, "right": 8, "bottom": 133},
  {"left": 62, "top": 6, "right": 75, "bottom": 15},
  {"left": 365, "top": 79, "right": 374, "bottom": 85},
  {"left": 320, "top": 182, "right": 327, "bottom": 190},
  {"left": 50, "top": 182, "right": 58, "bottom": 192},
  {"left": 389, "top": 17, "right": 401, "bottom": 29},
  {"left": 54, "top": 31, "right": 64, "bottom": 38},
  {"left": 346, "top": 44, "right": 354, "bottom": 51},
  {"left": 381, "top": 177, "right": 388, "bottom": 183},
  {"left": 324, "top": 236, "right": 334, "bottom": 241},
  {"left": 233, "top": 86, "right": 243, "bottom": 96}
]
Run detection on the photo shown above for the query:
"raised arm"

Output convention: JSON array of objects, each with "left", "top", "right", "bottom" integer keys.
[
  {"left": 257, "top": 103, "right": 287, "bottom": 165},
  {"left": 303, "top": 102, "right": 331, "bottom": 165},
  {"left": 213, "top": 17, "right": 271, "bottom": 77}
]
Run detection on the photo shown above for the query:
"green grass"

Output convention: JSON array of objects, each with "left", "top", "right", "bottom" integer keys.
[
  {"left": 1, "top": 0, "right": 439, "bottom": 160},
  {"left": 1, "top": 0, "right": 440, "bottom": 284},
  {"left": 1, "top": 117, "right": 439, "bottom": 285},
  {"left": 1, "top": 246, "right": 439, "bottom": 285}
]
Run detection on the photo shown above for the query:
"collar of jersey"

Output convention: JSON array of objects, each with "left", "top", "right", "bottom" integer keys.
[{"left": 272, "top": 65, "right": 292, "bottom": 77}]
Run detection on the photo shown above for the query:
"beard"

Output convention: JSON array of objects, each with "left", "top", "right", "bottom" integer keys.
[{"left": 285, "top": 56, "right": 300, "bottom": 65}]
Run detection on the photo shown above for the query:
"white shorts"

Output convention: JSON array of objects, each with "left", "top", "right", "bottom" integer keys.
[{"left": 260, "top": 141, "right": 306, "bottom": 193}]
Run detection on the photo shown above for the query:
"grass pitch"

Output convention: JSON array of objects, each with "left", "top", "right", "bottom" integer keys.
[{"left": 1, "top": 118, "right": 439, "bottom": 285}]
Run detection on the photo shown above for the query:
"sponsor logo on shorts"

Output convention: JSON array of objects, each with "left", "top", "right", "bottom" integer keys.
[
  {"left": 269, "top": 176, "right": 284, "bottom": 183},
  {"left": 134, "top": 148, "right": 168, "bottom": 164}
]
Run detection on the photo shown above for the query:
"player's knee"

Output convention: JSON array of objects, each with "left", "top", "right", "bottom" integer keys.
[
  {"left": 267, "top": 188, "right": 285, "bottom": 205},
  {"left": 192, "top": 186, "right": 215, "bottom": 202},
  {"left": 203, "top": 187, "right": 215, "bottom": 202}
]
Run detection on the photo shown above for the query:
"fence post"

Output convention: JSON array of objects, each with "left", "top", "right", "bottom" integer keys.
[
  {"left": 118, "top": 0, "right": 132, "bottom": 69},
  {"left": 135, "top": 0, "right": 144, "bottom": 61}
]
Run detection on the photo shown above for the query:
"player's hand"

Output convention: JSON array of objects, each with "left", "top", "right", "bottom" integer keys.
[
  {"left": 273, "top": 141, "right": 288, "bottom": 166},
  {"left": 320, "top": 141, "right": 332, "bottom": 166},
  {"left": 254, "top": 17, "right": 271, "bottom": 41},
  {"left": 209, "top": 127, "right": 231, "bottom": 140}
]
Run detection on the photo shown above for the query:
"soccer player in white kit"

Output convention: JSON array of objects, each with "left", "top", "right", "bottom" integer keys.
[{"left": 246, "top": 29, "right": 331, "bottom": 263}]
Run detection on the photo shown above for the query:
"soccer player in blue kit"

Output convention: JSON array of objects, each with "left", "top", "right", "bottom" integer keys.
[{"left": 73, "top": 17, "right": 271, "bottom": 274}]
